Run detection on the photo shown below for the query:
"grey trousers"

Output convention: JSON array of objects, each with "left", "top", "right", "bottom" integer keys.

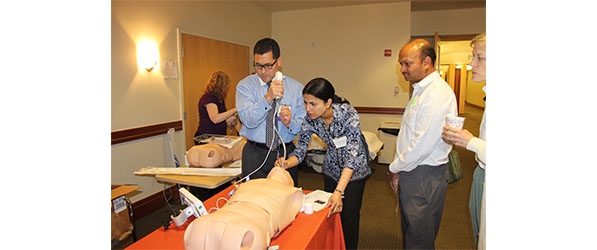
[
  {"left": 469, "top": 166, "right": 485, "bottom": 246},
  {"left": 398, "top": 164, "right": 448, "bottom": 249}
]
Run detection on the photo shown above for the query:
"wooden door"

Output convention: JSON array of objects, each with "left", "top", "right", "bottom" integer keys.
[
  {"left": 435, "top": 31, "right": 462, "bottom": 112},
  {"left": 434, "top": 32, "right": 442, "bottom": 73},
  {"left": 181, "top": 33, "right": 250, "bottom": 150},
  {"left": 435, "top": 32, "right": 468, "bottom": 114}
]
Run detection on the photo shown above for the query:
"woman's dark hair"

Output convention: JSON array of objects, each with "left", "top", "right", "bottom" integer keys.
[{"left": 303, "top": 77, "right": 349, "bottom": 104}]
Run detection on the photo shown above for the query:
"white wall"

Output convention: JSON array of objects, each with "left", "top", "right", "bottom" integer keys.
[
  {"left": 272, "top": 3, "right": 485, "bottom": 133},
  {"left": 411, "top": 7, "right": 486, "bottom": 36},
  {"left": 111, "top": 1, "right": 271, "bottom": 202},
  {"left": 272, "top": 2, "right": 412, "bottom": 114},
  {"left": 112, "top": 1, "right": 486, "bottom": 202}
]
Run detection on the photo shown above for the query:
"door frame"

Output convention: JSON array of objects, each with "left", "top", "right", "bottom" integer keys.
[
  {"left": 178, "top": 31, "right": 250, "bottom": 150},
  {"left": 411, "top": 33, "right": 477, "bottom": 114}
]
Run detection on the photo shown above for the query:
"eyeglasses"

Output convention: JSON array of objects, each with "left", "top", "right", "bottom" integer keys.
[
  {"left": 253, "top": 59, "right": 277, "bottom": 71},
  {"left": 468, "top": 54, "right": 486, "bottom": 63}
]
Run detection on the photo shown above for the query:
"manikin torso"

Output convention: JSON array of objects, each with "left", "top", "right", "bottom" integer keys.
[
  {"left": 183, "top": 167, "right": 303, "bottom": 250},
  {"left": 186, "top": 140, "right": 246, "bottom": 168}
]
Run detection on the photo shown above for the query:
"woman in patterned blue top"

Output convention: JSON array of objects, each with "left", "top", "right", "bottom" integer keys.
[{"left": 275, "top": 77, "right": 371, "bottom": 249}]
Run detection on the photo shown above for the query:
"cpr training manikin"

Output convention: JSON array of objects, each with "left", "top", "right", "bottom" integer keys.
[
  {"left": 183, "top": 166, "right": 303, "bottom": 250},
  {"left": 186, "top": 140, "right": 246, "bottom": 168}
]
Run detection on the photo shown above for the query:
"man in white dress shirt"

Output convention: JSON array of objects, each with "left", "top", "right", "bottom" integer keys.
[{"left": 387, "top": 39, "right": 457, "bottom": 249}]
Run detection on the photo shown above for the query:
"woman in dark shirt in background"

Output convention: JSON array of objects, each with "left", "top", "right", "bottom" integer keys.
[
  {"left": 194, "top": 71, "right": 238, "bottom": 144},
  {"left": 276, "top": 77, "right": 371, "bottom": 249}
]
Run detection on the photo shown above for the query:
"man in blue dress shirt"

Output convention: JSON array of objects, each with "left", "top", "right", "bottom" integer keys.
[{"left": 235, "top": 38, "right": 306, "bottom": 186}]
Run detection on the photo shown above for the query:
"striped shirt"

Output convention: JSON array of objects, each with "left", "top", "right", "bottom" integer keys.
[{"left": 389, "top": 71, "right": 457, "bottom": 173}]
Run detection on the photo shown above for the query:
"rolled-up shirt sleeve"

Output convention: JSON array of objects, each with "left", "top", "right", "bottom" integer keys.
[{"left": 466, "top": 137, "right": 486, "bottom": 168}]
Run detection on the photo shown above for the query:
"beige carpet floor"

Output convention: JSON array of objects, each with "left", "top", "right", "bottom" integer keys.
[{"left": 296, "top": 105, "right": 482, "bottom": 249}]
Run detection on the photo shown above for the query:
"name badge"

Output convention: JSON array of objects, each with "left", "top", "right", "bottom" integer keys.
[{"left": 332, "top": 136, "right": 347, "bottom": 148}]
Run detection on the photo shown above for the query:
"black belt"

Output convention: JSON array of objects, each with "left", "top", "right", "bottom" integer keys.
[{"left": 248, "top": 140, "right": 293, "bottom": 151}]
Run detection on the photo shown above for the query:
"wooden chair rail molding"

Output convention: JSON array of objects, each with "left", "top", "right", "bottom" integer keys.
[
  {"left": 111, "top": 107, "right": 401, "bottom": 145},
  {"left": 354, "top": 106, "right": 405, "bottom": 115},
  {"left": 112, "top": 121, "right": 183, "bottom": 145}
]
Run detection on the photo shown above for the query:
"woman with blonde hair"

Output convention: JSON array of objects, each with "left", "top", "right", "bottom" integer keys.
[{"left": 442, "top": 32, "right": 486, "bottom": 249}]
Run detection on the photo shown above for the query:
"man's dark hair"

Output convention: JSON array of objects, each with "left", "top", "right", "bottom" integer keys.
[
  {"left": 420, "top": 43, "right": 437, "bottom": 65},
  {"left": 254, "top": 38, "right": 280, "bottom": 59}
]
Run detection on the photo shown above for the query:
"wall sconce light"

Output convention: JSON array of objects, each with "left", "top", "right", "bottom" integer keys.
[
  {"left": 137, "top": 40, "right": 159, "bottom": 72},
  {"left": 466, "top": 65, "right": 473, "bottom": 70}
]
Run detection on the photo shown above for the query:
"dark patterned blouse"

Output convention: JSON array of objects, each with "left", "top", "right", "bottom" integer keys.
[{"left": 291, "top": 103, "right": 371, "bottom": 181}]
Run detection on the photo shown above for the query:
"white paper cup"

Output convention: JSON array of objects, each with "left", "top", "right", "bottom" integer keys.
[
  {"left": 445, "top": 116, "right": 466, "bottom": 129},
  {"left": 303, "top": 202, "right": 314, "bottom": 214}
]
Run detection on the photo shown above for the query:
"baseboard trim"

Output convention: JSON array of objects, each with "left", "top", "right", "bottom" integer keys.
[
  {"left": 354, "top": 106, "right": 405, "bottom": 115},
  {"left": 132, "top": 185, "right": 180, "bottom": 220}
]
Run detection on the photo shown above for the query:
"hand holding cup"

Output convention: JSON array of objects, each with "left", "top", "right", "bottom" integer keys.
[{"left": 442, "top": 116, "right": 474, "bottom": 147}]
